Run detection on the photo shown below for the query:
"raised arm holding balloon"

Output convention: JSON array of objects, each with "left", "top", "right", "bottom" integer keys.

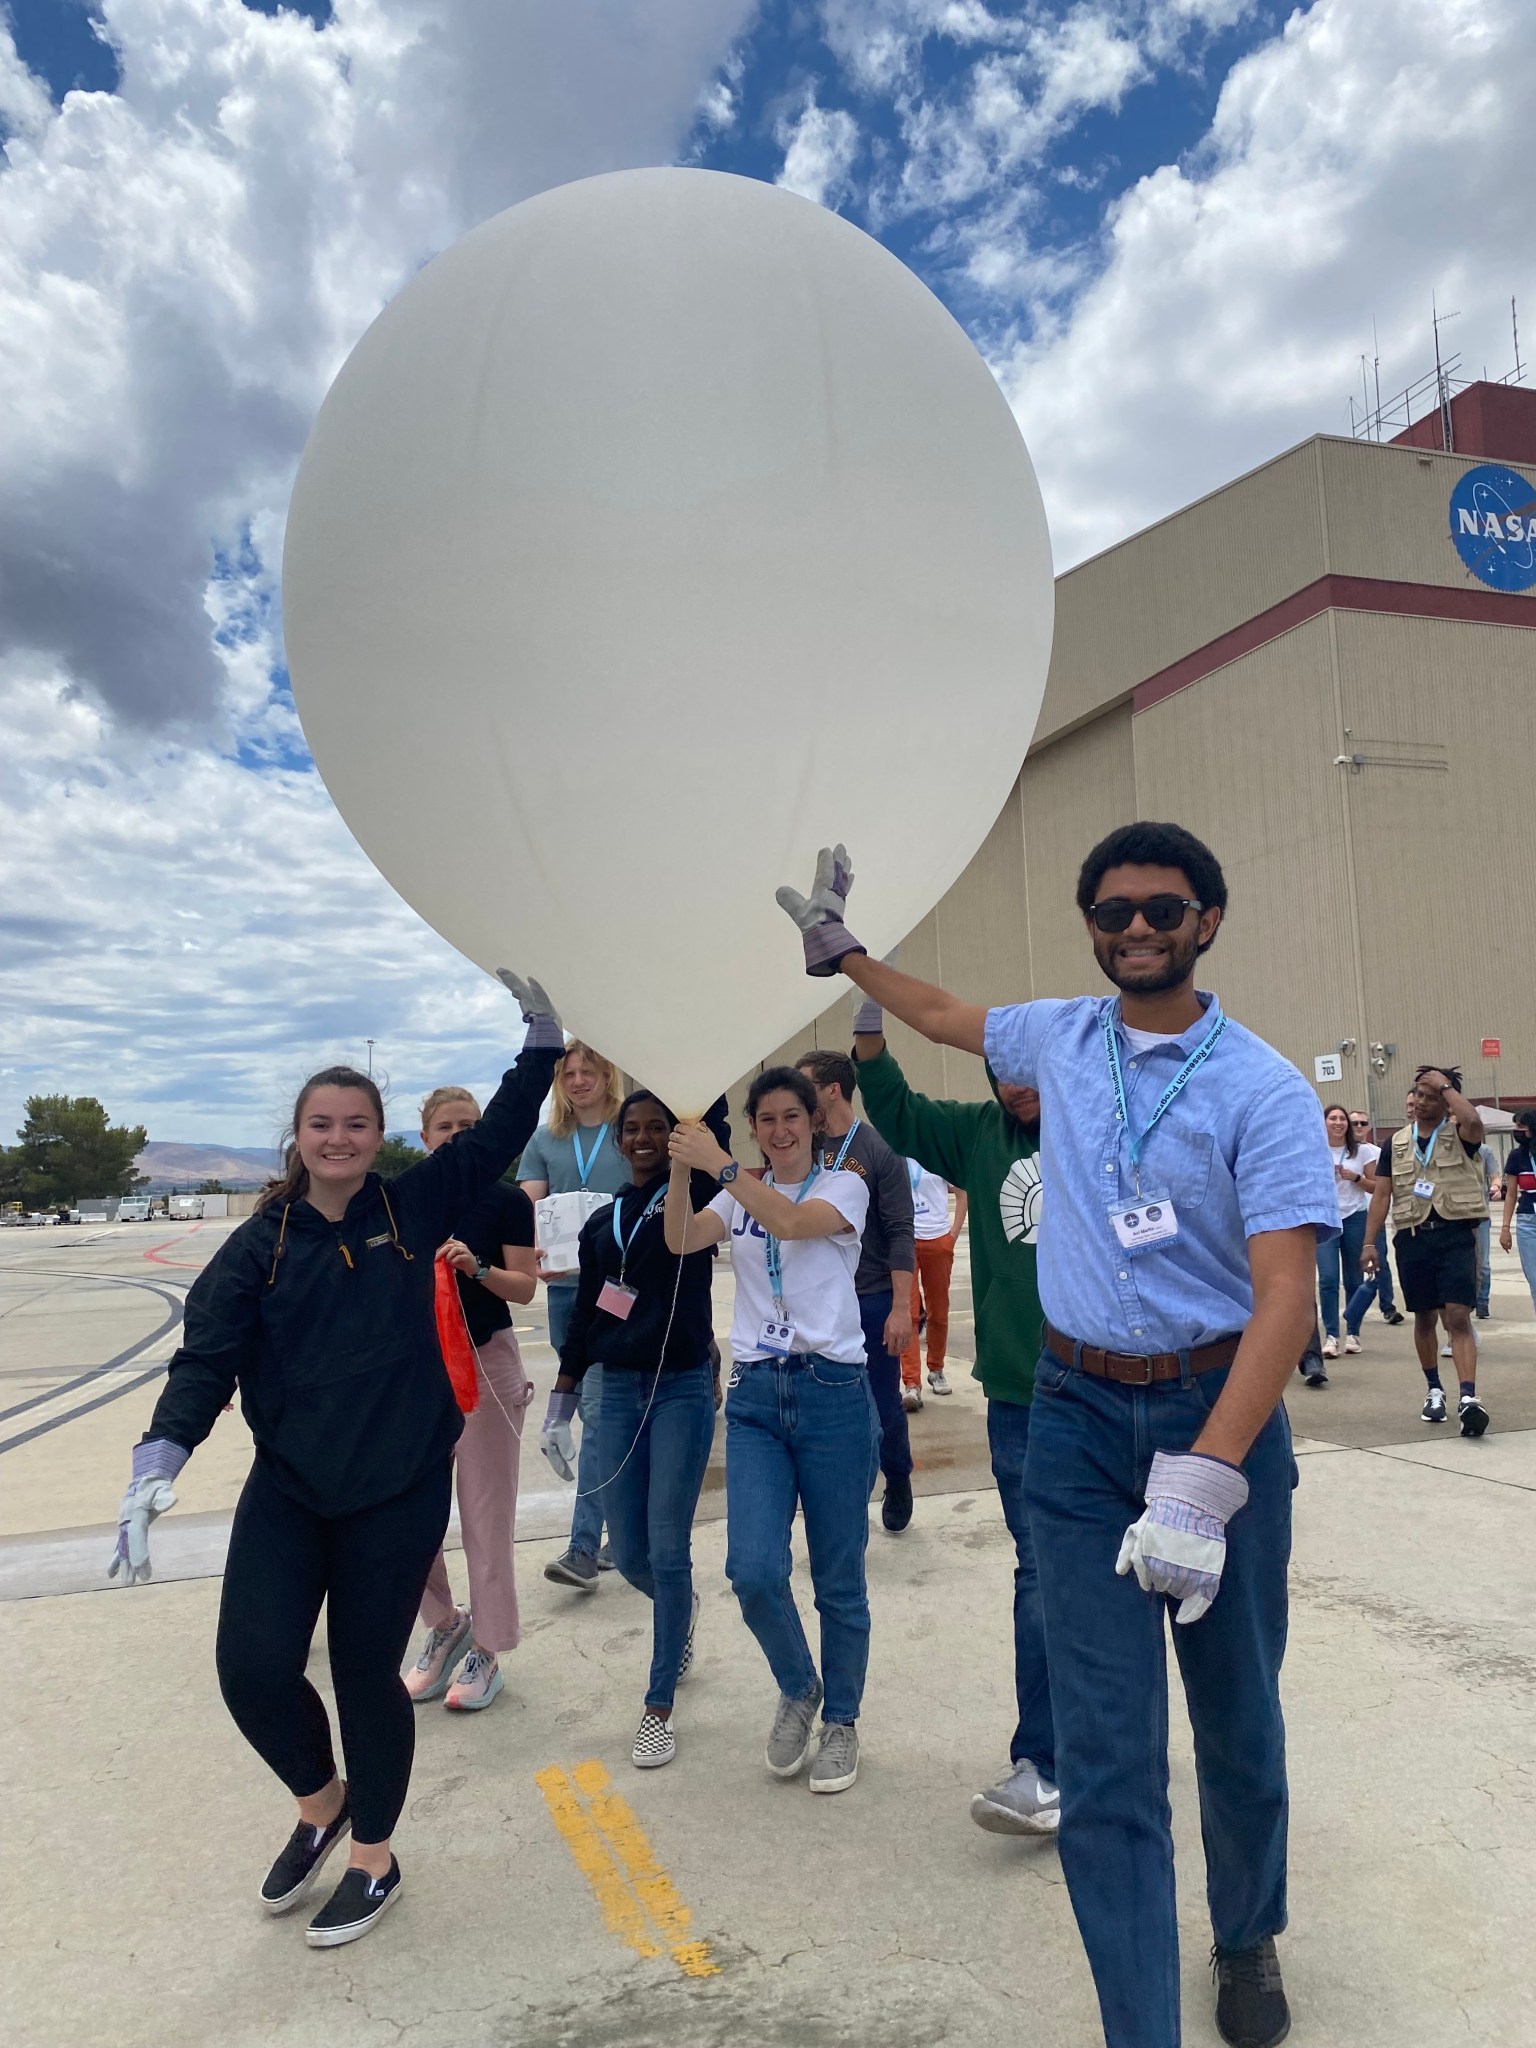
[{"left": 107, "top": 973, "right": 564, "bottom": 1951}]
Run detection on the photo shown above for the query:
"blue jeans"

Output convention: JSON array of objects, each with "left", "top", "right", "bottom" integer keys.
[
  {"left": 1515, "top": 1214, "right": 1536, "bottom": 1312},
  {"left": 1344, "top": 1225, "right": 1397, "bottom": 1329},
  {"left": 1476, "top": 1218, "right": 1491, "bottom": 1314},
  {"left": 595, "top": 1362, "right": 716, "bottom": 1709},
  {"left": 724, "top": 1355, "right": 880, "bottom": 1725},
  {"left": 1316, "top": 1209, "right": 1366, "bottom": 1338},
  {"left": 986, "top": 1398, "right": 1055, "bottom": 1779},
  {"left": 549, "top": 1284, "right": 606, "bottom": 1558},
  {"left": 858, "top": 1287, "right": 913, "bottom": 1482},
  {"left": 1023, "top": 1350, "right": 1294, "bottom": 2048}
]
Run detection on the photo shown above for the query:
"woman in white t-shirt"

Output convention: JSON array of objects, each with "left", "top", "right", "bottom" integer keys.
[
  {"left": 1318, "top": 1102, "right": 1379, "bottom": 1358},
  {"left": 666, "top": 1065, "right": 877, "bottom": 1798}
]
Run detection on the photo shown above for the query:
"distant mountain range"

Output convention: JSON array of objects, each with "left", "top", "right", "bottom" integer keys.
[{"left": 134, "top": 1142, "right": 281, "bottom": 1190}]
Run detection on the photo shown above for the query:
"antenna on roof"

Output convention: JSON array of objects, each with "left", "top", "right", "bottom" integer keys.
[
  {"left": 1513, "top": 297, "right": 1524, "bottom": 385},
  {"left": 1432, "top": 291, "right": 1461, "bottom": 452}
]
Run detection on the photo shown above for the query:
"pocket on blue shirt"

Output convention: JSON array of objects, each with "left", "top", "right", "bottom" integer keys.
[{"left": 1153, "top": 1126, "right": 1214, "bottom": 1209}]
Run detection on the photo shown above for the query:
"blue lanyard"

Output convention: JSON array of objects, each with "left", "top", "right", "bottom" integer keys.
[
  {"left": 611, "top": 1183, "right": 666, "bottom": 1275},
  {"left": 1413, "top": 1119, "right": 1447, "bottom": 1170},
  {"left": 818, "top": 1118, "right": 860, "bottom": 1173},
  {"left": 764, "top": 1165, "right": 822, "bottom": 1314},
  {"left": 571, "top": 1125, "right": 607, "bottom": 1189},
  {"left": 908, "top": 1159, "right": 921, "bottom": 1190},
  {"left": 1102, "top": 1007, "right": 1228, "bottom": 1187}
]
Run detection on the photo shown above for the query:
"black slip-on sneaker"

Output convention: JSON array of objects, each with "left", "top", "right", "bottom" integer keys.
[
  {"left": 305, "top": 1859, "right": 402, "bottom": 1948},
  {"left": 881, "top": 1475, "right": 913, "bottom": 1533},
  {"left": 259, "top": 1797, "right": 351, "bottom": 1915},
  {"left": 1213, "top": 1935, "right": 1291, "bottom": 2048}
]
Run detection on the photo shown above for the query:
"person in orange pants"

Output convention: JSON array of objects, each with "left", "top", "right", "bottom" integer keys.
[{"left": 901, "top": 1161, "right": 966, "bottom": 1408}]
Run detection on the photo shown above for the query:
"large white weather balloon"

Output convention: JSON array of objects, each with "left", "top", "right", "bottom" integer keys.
[{"left": 284, "top": 168, "right": 1053, "bottom": 1113}]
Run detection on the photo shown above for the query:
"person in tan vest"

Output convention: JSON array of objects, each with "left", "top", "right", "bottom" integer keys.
[{"left": 1361, "top": 1065, "right": 1489, "bottom": 1436}]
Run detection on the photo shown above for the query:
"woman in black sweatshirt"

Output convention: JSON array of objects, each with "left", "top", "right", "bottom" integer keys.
[
  {"left": 107, "top": 976, "right": 562, "bottom": 1949},
  {"left": 540, "top": 1091, "right": 729, "bottom": 1771}
]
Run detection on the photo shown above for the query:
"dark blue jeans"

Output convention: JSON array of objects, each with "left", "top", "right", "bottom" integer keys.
[
  {"left": 858, "top": 1287, "right": 913, "bottom": 1482},
  {"left": 1317, "top": 1209, "right": 1366, "bottom": 1339},
  {"left": 724, "top": 1355, "right": 880, "bottom": 1725},
  {"left": 595, "top": 1362, "right": 716, "bottom": 1710},
  {"left": 986, "top": 1397, "right": 1055, "bottom": 1780},
  {"left": 1023, "top": 1350, "right": 1294, "bottom": 2048},
  {"left": 549, "top": 1284, "right": 606, "bottom": 1558},
  {"left": 1344, "top": 1225, "right": 1397, "bottom": 1329}
]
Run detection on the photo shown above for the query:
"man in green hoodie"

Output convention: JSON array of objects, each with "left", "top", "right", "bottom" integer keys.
[{"left": 850, "top": 984, "right": 1058, "bottom": 1836}]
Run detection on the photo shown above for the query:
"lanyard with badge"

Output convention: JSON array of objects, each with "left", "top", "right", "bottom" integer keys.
[
  {"left": 1101, "top": 1008, "right": 1228, "bottom": 1256},
  {"left": 1411, "top": 1118, "right": 1447, "bottom": 1201},
  {"left": 759, "top": 1164, "right": 823, "bottom": 1356},
  {"left": 572, "top": 1125, "right": 607, "bottom": 1189},
  {"left": 596, "top": 1184, "right": 666, "bottom": 1322}
]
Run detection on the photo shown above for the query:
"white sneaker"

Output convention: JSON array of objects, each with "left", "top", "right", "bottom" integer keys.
[
  {"left": 444, "top": 1646, "right": 503, "bottom": 1711},
  {"left": 1440, "top": 1339, "right": 1454, "bottom": 1358},
  {"left": 1343, "top": 1334, "right": 1361, "bottom": 1355},
  {"left": 927, "top": 1371, "right": 952, "bottom": 1396},
  {"left": 1321, "top": 1336, "right": 1339, "bottom": 1359},
  {"left": 901, "top": 1385, "right": 922, "bottom": 1412}
]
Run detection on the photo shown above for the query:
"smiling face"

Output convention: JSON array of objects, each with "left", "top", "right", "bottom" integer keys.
[
  {"left": 295, "top": 1086, "right": 385, "bottom": 1193},
  {"left": 559, "top": 1049, "right": 603, "bottom": 1114},
  {"left": 1086, "top": 861, "right": 1222, "bottom": 996},
  {"left": 997, "top": 1082, "right": 1040, "bottom": 1129},
  {"left": 422, "top": 1098, "right": 478, "bottom": 1153},
  {"left": 749, "top": 1089, "right": 816, "bottom": 1182},
  {"left": 1324, "top": 1106, "right": 1350, "bottom": 1145},
  {"left": 618, "top": 1099, "right": 673, "bottom": 1182}
]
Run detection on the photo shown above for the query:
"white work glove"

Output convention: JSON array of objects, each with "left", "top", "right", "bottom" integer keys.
[
  {"left": 496, "top": 969, "right": 564, "bottom": 1050},
  {"left": 106, "top": 1439, "right": 189, "bottom": 1585},
  {"left": 1115, "top": 1450, "right": 1249, "bottom": 1624},
  {"left": 776, "top": 844, "right": 868, "bottom": 977},
  {"left": 541, "top": 1388, "right": 579, "bottom": 1483}
]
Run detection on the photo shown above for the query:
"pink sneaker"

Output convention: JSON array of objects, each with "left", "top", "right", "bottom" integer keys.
[
  {"left": 404, "top": 1609, "right": 471, "bottom": 1702},
  {"left": 445, "top": 1647, "right": 503, "bottom": 1712}
]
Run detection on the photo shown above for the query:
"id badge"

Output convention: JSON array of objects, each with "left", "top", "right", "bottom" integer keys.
[
  {"left": 1109, "top": 1192, "right": 1180, "bottom": 1255},
  {"left": 758, "top": 1316, "right": 797, "bottom": 1357},
  {"left": 1413, "top": 1178, "right": 1435, "bottom": 1200},
  {"left": 597, "top": 1280, "right": 639, "bottom": 1321}
]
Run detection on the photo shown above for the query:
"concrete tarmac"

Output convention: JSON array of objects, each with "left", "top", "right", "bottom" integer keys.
[{"left": 2, "top": 1219, "right": 1534, "bottom": 2048}]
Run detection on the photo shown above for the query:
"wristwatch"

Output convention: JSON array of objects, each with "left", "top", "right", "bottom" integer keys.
[
  {"left": 718, "top": 1160, "right": 740, "bottom": 1185},
  {"left": 473, "top": 1260, "right": 491, "bottom": 1283}
]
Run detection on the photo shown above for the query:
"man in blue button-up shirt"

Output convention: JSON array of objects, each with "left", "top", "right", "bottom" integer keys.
[{"left": 778, "top": 822, "right": 1334, "bottom": 2048}]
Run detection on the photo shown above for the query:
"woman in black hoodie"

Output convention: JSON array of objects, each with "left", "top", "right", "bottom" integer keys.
[
  {"left": 106, "top": 975, "right": 562, "bottom": 1948},
  {"left": 540, "top": 1092, "right": 729, "bottom": 1771}
]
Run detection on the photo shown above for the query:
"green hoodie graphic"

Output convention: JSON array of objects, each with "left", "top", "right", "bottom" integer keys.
[{"left": 854, "top": 1046, "right": 1043, "bottom": 1406}]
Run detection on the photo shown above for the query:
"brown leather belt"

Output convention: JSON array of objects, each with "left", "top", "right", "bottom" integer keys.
[{"left": 1045, "top": 1323, "right": 1240, "bottom": 1386}]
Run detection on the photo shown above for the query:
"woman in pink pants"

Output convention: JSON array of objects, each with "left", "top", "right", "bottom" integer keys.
[{"left": 404, "top": 1087, "right": 539, "bottom": 1712}]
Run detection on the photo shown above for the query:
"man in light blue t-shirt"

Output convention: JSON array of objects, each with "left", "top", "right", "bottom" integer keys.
[
  {"left": 518, "top": 1044, "right": 630, "bottom": 1592},
  {"left": 777, "top": 824, "right": 1333, "bottom": 2048}
]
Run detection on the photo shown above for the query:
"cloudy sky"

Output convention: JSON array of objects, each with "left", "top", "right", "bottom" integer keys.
[{"left": 2, "top": 0, "right": 1531, "bottom": 1146}]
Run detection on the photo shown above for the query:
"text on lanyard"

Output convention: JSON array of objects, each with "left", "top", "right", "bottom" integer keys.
[
  {"left": 764, "top": 1165, "right": 822, "bottom": 1316},
  {"left": 611, "top": 1184, "right": 667, "bottom": 1279},
  {"left": 1102, "top": 1008, "right": 1229, "bottom": 1191},
  {"left": 823, "top": 1119, "right": 860, "bottom": 1172},
  {"left": 572, "top": 1124, "right": 608, "bottom": 1189}
]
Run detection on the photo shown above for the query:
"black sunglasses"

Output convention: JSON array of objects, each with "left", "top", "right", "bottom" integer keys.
[{"left": 1089, "top": 894, "right": 1202, "bottom": 935}]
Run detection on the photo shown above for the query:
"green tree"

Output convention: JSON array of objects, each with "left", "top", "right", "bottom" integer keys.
[
  {"left": 195, "top": 1179, "right": 230, "bottom": 1195},
  {"left": 12, "top": 1097, "right": 148, "bottom": 1208},
  {"left": 374, "top": 1135, "right": 426, "bottom": 1178}
]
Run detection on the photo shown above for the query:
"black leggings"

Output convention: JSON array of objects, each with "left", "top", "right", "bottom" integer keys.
[{"left": 216, "top": 1458, "right": 452, "bottom": 1844}]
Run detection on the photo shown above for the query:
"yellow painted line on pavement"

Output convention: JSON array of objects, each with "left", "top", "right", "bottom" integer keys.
[{"left": 536, "top": 1760, "right": 719, "bottom": 1978}]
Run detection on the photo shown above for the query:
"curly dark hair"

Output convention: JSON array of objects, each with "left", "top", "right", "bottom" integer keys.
[{"left": 1075, "top": 822, "right": 1228, "bottom": 954}]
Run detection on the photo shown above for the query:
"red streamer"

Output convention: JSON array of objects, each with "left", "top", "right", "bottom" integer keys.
[{"left": 433, "top": 1254, "right": 480, "bottom": 1414}]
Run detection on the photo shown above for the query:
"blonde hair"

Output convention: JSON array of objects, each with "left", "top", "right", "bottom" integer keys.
[
  {"left": 420, "top": 1085, "right": 480, "bottom": 1136},
  {"left": 548, "top": 1042, "right": 622, "bottom": 1138}
]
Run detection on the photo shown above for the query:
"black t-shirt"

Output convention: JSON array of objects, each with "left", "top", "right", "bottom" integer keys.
[
  {"left": 1507, "top": 1142, "right": 1536, "bottom": 1218},
  {"left": 453, "top": 1180, "right": 536, "bottom": 1346}
]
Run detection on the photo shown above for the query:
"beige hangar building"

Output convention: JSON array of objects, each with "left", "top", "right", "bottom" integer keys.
[{"left": 740, "top": 381, "right": 1536, "bottom": 1135}]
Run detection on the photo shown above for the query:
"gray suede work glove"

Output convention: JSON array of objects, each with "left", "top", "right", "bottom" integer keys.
[
  {"left": 851, "top": 946, "right": 898, "bottom": 1035},
  {"left": 107, "top": 1439, "right": 189, "bottom": 1585},
  {"left": 776, "top": 844, "right": 868, "bottom": 977},
  {"left": 496, "top": 970, "right": 564, "bottom": 1050}
]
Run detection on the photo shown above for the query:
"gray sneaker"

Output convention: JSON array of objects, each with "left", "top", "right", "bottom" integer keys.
[
  {"left": 970, "top": 1758, "right": 1061, "bottom": 1835},
  {"left": 809, "top": 1721, "right": 860, "bottom": 1795},
  {"left": 765, "top": 1679, "right": 823, "bottom": 1778},
  {"left": 544, "top": 1549, "right": 599, "bottom": 1592}
]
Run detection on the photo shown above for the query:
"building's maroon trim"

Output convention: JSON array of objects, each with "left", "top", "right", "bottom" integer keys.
[{"left": 1133, "top": 574, "right": 1536, "bottom": 714}]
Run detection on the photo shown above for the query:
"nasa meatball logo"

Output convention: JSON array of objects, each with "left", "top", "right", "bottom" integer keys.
[
  {"left": 1449, "top": 464, "right": 1536, "bottom": 592},
  {"left": 999, "top": 1156, "right": 1043, "bottom": 1244}
]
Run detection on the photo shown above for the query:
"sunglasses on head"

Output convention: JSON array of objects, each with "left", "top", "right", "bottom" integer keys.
[{"left": 1088, "top": 894, "right": 1202, "bottom": 935}]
